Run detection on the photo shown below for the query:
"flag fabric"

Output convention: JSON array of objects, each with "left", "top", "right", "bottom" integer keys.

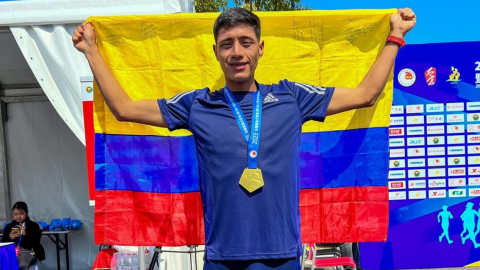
[{"left": 88, "top": 10, "right": 394, "bottom": 246}]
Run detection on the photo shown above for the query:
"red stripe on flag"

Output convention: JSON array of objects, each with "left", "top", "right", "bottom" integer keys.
[
  {"left": 83, "top": 100, "right": 96, "bottom": 202},
  {"left": 95, "top": 187, "right": 388, "bottom": 246},
  {"left": 300, "top": 187, "right": 389, "bottom": 243},
  {"left": 94, "top": 191, "right": 205, "bottom": 246}
]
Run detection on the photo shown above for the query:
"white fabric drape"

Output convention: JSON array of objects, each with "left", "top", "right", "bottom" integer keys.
[{"left": 4, "top": 0, "right": 193, "bottom": 145}]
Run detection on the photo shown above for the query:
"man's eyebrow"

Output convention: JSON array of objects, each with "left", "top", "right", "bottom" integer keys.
[
  {"left": 239, "top": 36, "right": 255, "bottom": 41},
  {"left": 218, "top": 37, "right": 233, "bottom": 44}
]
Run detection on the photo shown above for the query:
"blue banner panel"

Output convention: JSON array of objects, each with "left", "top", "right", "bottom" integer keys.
[{"left": 361, "top": 41, "right": 480, "bottom": 269}]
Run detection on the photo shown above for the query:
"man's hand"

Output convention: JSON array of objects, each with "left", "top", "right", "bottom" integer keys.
[
  {"left": 72, "top": 22, "right": 98, "bottom": 54},
  {"left": 390, "top": 8, "right": 416, "bottom": 38}
]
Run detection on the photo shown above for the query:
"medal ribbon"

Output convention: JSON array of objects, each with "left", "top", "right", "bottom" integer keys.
[{"left": 224, "top": 86, "right": 262, "bottom": 169}]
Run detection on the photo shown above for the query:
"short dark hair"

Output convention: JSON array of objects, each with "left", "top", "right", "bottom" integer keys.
[{"left": 213, "top": 7, "right": 261, "bottom": 43}]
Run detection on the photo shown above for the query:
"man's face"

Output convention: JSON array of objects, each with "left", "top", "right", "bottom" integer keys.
[{"left": 213, "top": 24, "right": 264, "bottom": 84}]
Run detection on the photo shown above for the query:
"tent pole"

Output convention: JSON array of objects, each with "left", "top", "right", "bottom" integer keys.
[{"left": 0, "top": 100, "right": 11, "bottom": 221}]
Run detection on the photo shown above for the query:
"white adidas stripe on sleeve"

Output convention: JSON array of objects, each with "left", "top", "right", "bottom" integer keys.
[
  {"left": 294, "top": 82, "right": 326, "bottom": 95},
  {"left": 166, "top": 90, "right": 196, "bottom": 104}
]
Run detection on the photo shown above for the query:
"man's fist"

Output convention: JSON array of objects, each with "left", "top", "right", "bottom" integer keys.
[
  {"left": 72, "top": 22, "right": 97, "bottom": 54},
  {"left": 390, "top": 8, "right": 416, "bottom": 38}
]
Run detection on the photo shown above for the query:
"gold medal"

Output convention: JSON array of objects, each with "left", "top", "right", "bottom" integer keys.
[{"left": 239, "top": 168, "right": 264, "bottom": 193}]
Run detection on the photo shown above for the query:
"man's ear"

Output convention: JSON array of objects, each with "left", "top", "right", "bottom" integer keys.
[
  {"left": 213, "top": 44, "right": 219, "bottom": 61},
  {"left": 258, "top": 40, "right": 264, "bottom": 58}
]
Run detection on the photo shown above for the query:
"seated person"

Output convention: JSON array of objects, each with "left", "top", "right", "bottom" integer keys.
[{"left": 1, "top": 201, "right": 45, "bottom": 269}]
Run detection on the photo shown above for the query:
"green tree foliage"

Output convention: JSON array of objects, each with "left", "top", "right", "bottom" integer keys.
[
  {"left": 194, "top": 0, "right": 309, "bottom": 12},
  {"left": 233, "top": 0, "right": 310, "bottom": 11},
  {"left": 194, "top": 0, "right": 229, "bottom": 13}
]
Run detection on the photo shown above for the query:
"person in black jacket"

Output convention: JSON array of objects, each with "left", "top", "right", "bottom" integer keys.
[{"left": 1, "top": 201, "right": 45, "bottom": 269}]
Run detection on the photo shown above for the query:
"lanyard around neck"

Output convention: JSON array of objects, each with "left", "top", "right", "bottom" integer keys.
[{"left": 224, "top": 87, "right": 263, "bottom": 169}]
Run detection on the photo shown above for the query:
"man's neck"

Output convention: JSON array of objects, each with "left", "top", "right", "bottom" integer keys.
[{"left": 226, "top": 78, "right": 257, "bottom": 92}]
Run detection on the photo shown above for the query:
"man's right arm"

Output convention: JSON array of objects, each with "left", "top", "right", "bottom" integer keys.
[{"left": 73, "top": 23, "right": 167, "bottom": 127}]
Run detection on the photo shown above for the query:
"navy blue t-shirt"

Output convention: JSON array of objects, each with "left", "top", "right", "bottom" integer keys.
[{"left": 158, "top": 80, "right": 334, "bottom": 261}]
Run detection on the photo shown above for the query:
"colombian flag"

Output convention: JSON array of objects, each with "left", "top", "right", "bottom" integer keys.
[{"left": 87, "top": 10, "right": 394, "bottom": 246}]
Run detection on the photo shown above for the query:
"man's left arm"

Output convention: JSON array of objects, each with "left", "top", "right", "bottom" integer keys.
[{"left": 326, "top": 8, "right": 416, "bottom": 116}]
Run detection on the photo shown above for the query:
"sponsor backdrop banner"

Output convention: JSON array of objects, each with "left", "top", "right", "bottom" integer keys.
[{"left": 362, "top": 41, "right": 480, "bottom": 269}]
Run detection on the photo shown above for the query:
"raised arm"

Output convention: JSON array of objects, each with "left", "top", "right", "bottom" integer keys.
[
  {"left": 72, "top": 23, "right": 167, "bottom": 127},
  {"left": 327, "top": 8, "right": 416, "bottom": 116}
]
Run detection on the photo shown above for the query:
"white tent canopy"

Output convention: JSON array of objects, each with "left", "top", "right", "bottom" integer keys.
[
  {"left": 1, "top": 0, "right": 194, "bottom": 144},
  {"left": 0, "top": 0, "right": 197, "bottom": 269}
]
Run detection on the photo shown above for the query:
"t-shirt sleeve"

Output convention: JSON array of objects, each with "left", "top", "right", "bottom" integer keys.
[
  {"left": 157, "top": 89, "right": 199, "bottom": 131},
  {"left": 285, "top": 80, "right": 335, "bottom": 123}
]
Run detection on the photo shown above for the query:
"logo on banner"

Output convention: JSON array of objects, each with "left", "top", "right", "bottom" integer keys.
[
  {"left": 447, "top": 66, "right": 461, "bottom": 84},
  {"left": 470, "top": 188, "right": 480, "bottom": 197},
  {"left": 449, "top": 146, "right": 466, "bottom": 155},
  {"left": 389, "top": 181, "right": 405, "bottom": 189},
  {"left": 429, "top": 179, "right": 446, "bottom": 188},
  {"left": 467, "top": 102, "right": 480, "bottom": 111},
  {"left": 389, "top": 128, "right": 404, "bottom": 136},
  {"left": 470, "top": 178, "right": 480, "bottom": 186},
  {"left": 391, "top": 105, "right": 404, "bottom": 114},
  {"left": 390, "top": 117, "right": 404, "bottom": 126},
  {"left": 429, "top": 190, "right": 446, "bottom": 198},
  {"left": 432, "top": 158, "right": 442, "bottom": 166},
  {"left": 409, "top": 159, "right": 425, "bottom": 167},
  {"left": 424, "top": 67, "right": 436, "bottom": 86},
  {"left": 406, "top": 105, "right": 424, "bottom": 113},
  {"left": 433, "top": 138, "right": 440, "bottom": 144},
  {"left": 390, "top": 149, "right": 405, "bottom": 157},
  {"left": 427, "top": 125, "right": 445, "bottom": 134},
  {"left": 389, "top": 138, "right": 405, "bottom": 147},
  {"left": 398, "top": 68, "right": 416, "bottom": 87},
  {"left": 468, "top": 125, "right": 480, "bottom": 133},
  {"left": 449, "top": 178, "right": 466, "bottom": 187},
  {"left": 409, "top": 190, "right": 426, "bottom": 199},
  {"left": 450, "top": 168, "right": 466, "bottom": 176},
  {"left": 447, "top": 114, "right": 464, "bottom": 123},
  {"left": 449, "top": 189, "right": 466, "bottom": 197},
  {"left": 407, "top": 127, "right": 425, "bottom": 135},
  {"left": 471, "top": 146, "right": 480, "bottom": 154},
  {"left": 471, "top": 167, "right": 480, "bottom": 175},
  {"left": 409, "top": 148, "right": 425, "bottom": 157},
  {"left": 469, "top": 136, "right": 480, "bottom": 143},
  {"left": 409, "top": 180, "right": 426, "bottom": 189},
  {"left": 427, "top": 104, "right": 444, "bottom": 112},
  {"left": 446, "top": 103, "right": 465, "bottom": 112},
  {"left": 389, "top": 191, "right": 407, "bottom": 200},
  {"left": 428, "top": 147, "right": 445, "bottom": 156}
]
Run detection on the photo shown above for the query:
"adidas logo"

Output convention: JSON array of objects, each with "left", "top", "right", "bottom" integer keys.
[{"left": 263, "top": 93, "right": 278, "bottom": 104}]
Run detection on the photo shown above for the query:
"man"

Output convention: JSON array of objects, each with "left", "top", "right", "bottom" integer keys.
[{"left": 73, "top": 7, "right": 415, "bottom": 270}]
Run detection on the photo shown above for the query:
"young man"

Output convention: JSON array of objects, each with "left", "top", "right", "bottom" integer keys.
[{"left": 73, "top": 7, "right": 416, "bottom": 270}]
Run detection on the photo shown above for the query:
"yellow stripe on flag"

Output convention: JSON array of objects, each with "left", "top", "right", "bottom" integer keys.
[{"left": 89, "top": 10, "right": 394, "bottom": 136}]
